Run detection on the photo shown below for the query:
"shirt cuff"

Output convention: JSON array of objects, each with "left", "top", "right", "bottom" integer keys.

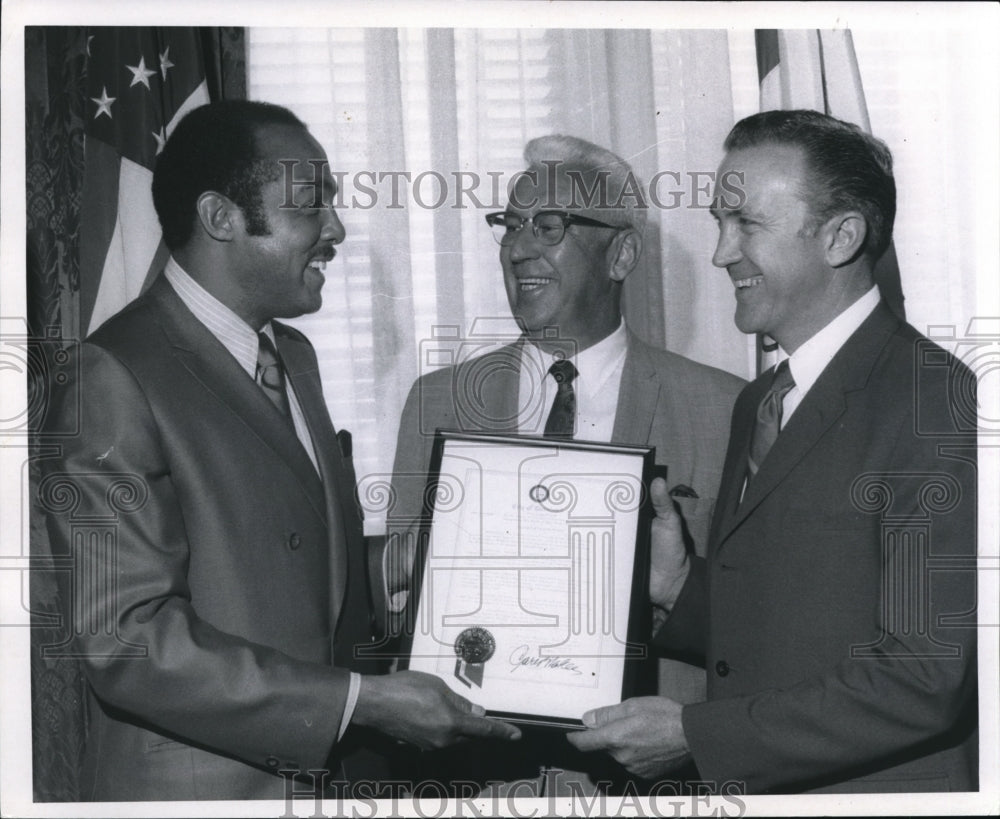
[{"left": 337, "top": 672, "right": 361, "bottom": 740}]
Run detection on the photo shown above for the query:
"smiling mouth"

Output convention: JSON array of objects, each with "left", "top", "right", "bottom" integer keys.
[
  {"left": 518, "top": 277, "right": 553, "bottom": 292},
  {"left": 733, "top": 276, "right": 763, "bottom": 289},
  {"left": 308, "top": 245, "right": 337, "bottom": 271}
]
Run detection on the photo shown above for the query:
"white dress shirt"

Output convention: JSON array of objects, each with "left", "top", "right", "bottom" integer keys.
[
  {"left": 517, "top": 319, "right": 628, "bottom": 442},
  {"left": 779, "top": 285, "right": 882, "bottom": 428},
  {"left": 163, "top": 258, "right": 359, "bottom": 739}
]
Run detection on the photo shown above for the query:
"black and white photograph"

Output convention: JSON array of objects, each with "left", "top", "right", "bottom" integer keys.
[{"left": 2, "top": 1, "right": 998, "bottom": 816}]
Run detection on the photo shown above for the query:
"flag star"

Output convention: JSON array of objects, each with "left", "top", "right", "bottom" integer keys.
[
  {"left": 90, "top": 87, "right": 116, "bottom": 119},
  {"left": 159, "top": 47, "right": 175, "bottom": 81},
  {"left": 126, "top": 56, "right": 157, "bottom": 90},
  {"left": 152, "top": 127, "right": 167, "bottom": 155}
]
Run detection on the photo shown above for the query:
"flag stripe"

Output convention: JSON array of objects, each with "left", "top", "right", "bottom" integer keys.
[
  {"left": 817, "top": 31, "right": 871, "bottom": 131},
  {"left": 777, "top": 30, "right": 824, "bottom": 110},
  {"left": 87, "top": 159, "right": 160, "bottom": 333},
  {"left": 755, "top": 30, "right": 779, "bottom": 81},
  {"left": 142, "top": 240, "right": 173, "bottom": 296},
  {"left": 78, "top": 139, "right": 121, "bottom": 336}
]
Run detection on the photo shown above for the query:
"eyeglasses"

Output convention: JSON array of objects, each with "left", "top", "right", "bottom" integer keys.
[{"left": 484, "top": 210, "right": 621, "bottom": 246}]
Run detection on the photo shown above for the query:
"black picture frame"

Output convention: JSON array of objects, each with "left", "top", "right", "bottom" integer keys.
[{"left": 398, "top": 430, "right": 655, "bottom": 729}]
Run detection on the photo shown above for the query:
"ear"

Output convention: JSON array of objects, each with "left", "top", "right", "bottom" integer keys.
[
  {"left": 194, "top": 191, "right": 239, "bottom": 242},
  {"left": 823, "top": 211, "right": 868, "bottom": 267},
  {"left": 609, "top": 229, "right": 643, "bottom": 283}
]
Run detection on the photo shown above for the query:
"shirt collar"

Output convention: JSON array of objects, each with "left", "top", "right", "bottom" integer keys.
[
  {"left": 163, "top": 256, "right": 270, "bottom": 379},
  {"left": 573, "top": 320, "right": 628, "bottom": 397},
  {"left": 784, "top": 285, "right": 881, "bottom": 396},
  {"left": 522, "top": 319, "right": 627, "bottom": 396}
]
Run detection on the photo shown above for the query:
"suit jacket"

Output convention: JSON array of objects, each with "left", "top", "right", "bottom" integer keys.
[
  {"left": 390, "top": 331, "right": 743, "bottom": 703},
  {"left": 656, "top": 303, "right": 979, "bottom": 794},
  {"left": 40, "top": 275, "right": 387, "bottom": 800}
]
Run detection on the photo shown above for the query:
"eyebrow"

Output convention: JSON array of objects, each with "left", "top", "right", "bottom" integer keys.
[
  {"left": 710, "top": 203, "right": 743, "bottom": 220},
  {"left": 295, "top": 178, "right": 338, "bottom": 204}
]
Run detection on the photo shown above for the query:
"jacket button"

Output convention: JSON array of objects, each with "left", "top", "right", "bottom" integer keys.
[
  {"left": 265, "top": 756, "right": 280, "bottom": 768},
  {"left": 288, "top": 533, "right": 301, "bottom": 550},
  {"left": 715, "top": 660, "right": 730, "bottom": 677}
]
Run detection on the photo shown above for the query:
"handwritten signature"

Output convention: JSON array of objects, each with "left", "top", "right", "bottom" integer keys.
[{"left": 508, "top": 644, "right": 583, "bottom": 675}]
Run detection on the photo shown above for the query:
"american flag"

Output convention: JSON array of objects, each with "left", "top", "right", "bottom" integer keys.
[
  {"left": 753, "top": 29, "right": 905, "bottom": 373},
  {"left": 80, "top": 28, "right": 214, "bottom": 336}
]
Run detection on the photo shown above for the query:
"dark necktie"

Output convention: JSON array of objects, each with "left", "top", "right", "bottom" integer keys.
[
  {"left": 544, "top": 359, "right": 578, "bottom": 439},
  {"left": 256, "top": 332, "right": 291, "bottom": 418},
  {"left": 747, "top": 359, "right": 795, "bottom": 482}
]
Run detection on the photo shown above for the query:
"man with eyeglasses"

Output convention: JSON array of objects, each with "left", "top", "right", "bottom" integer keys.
[{"left": 388, "top": 134, "right": 744, "bottom": 794}]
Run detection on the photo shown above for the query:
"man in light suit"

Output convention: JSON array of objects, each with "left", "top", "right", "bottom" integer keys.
[
  {"left": 388, "top": 135, "right": 743, "bottom": 790},
  {"left": 40, "top": 100, "right": 518, "bottom": 802},
  {"left": 569, "top": 110, "right": 978, "bottom": 794}
]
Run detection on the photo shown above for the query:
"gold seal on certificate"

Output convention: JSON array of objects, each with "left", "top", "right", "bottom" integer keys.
[{"left": 454, "top": 627, "right": 496, "bottom": 688}]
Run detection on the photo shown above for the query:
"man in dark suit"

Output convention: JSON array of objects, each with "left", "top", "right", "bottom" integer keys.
[
  {"left": 388, "top": 135, "right": 743, "bottom": 791},
  {"left": 568, "top": 110, "right": 978, "bottom": 794},
  {"left": 39, "top": 100, "right": 518, "bottom": 802}
]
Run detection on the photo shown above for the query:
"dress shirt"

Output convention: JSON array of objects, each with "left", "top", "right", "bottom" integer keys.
[
  {"left": 780, "top": 285, "right": 882, "bottom": 428},
  {"left": 163, "top": 258, "right": 359, "bottom": 739},
  {"left": 163, "top": 259, "right": 320, "bottom": 472},
  {"left": 386, "top": 321, "right": 629, "bottom": 615},
  {"left": 739, "top": 285, "right": 882, "bottom": 505},
  {"left": 517, "top": 319, "right": 628, "bottom": 442}
]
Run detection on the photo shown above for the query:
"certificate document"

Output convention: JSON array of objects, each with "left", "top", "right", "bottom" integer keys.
[{"left": 402, "top": 431, "right": 654, "bottom": 727}]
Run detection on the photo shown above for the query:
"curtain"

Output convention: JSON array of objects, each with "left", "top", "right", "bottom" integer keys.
[
  {"left": 248, "top": 28, "right": 749, "bottom": 529},
  {"left": 24, "top": 26, "right": 245, "bottom": 801},
  {"left": 25, "top": 31, "right": 89, "bottom": 802}
]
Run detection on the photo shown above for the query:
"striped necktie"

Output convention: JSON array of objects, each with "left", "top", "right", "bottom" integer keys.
[
  {"left": 256, "top": 332, "right": 291, "bottom": 419},
  {"left": 746, "top": 359, "right": 795, "bottom": 482}
]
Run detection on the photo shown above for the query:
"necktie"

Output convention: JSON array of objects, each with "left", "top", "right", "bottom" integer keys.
[
  {"left": 544, "top": 359, "right": 578, "bottom": 439},
  {"left": 746, "top": 359, "right": 795, "bottom": 482},
  {"left": 256, "top": 332, "right": 291, "bottom": 418}
]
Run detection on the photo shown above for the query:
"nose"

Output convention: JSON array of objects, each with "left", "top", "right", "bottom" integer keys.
[
  {"left": 320, "top": 206, "right": 346, "bottom": 245},
  {"left": 505, "top": 223, "right": 541, "bottom": 263},
  {"left": 711, "top": 221, "right": 741, "bottom": 268}
]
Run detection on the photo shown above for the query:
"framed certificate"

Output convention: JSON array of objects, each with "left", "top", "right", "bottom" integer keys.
[{"left": 399, "top": 430, "right": 655, "bottom": 728}]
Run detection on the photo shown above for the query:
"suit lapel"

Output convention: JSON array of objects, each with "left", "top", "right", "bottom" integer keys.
[
  {"left": 708, "top": 384, "right": 760, "bottom": 544},
  {"left": 149, "top": 278, "right": 327, "bottom": 523},
  {"left": 475, "top": 342, "right": 522, "bottom": 433},
  {"left": 612, "top": 334, "right": 658, "bottom": 446},
  {"left": 278, "top": 330, "right": 352, "bottom": 629},
  {"left": 715, "top": 304, "right": 900, "bottom": 548}
]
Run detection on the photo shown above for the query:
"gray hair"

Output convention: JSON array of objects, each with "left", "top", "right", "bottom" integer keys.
[{"left": 522, "top": 134, "right": 647, "bottom": 233}]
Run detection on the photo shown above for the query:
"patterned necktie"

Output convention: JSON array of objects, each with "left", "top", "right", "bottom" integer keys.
[
  {"left": 256, "top": 332, "right": 291, "bottom": 418},
  {"left": 544, "top": 359, "right": 578, "bottom": 439},
  {"left": 747, "top": 359, "right": 795, "bottom": 482}
]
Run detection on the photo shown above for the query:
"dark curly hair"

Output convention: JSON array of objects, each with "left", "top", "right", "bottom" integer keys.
[{"left": 152, "top": 100, "right": 306, "bottom": 250}]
